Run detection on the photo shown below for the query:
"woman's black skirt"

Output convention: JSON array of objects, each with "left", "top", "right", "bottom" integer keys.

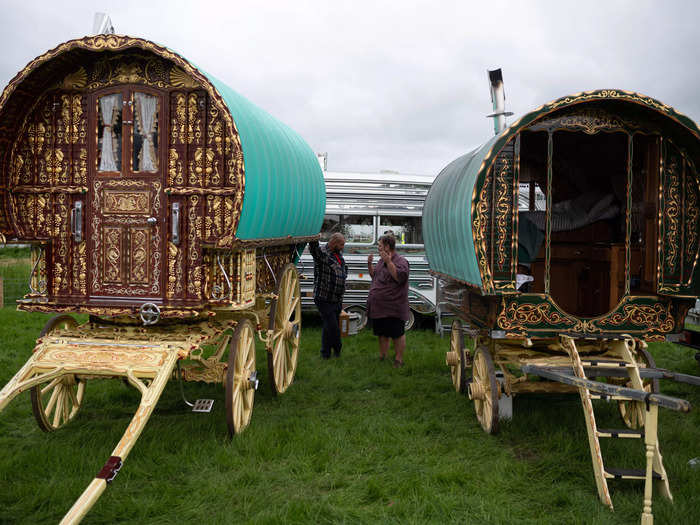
[{"left": 371, "top": 317, "right": 405, "bottom": 338}]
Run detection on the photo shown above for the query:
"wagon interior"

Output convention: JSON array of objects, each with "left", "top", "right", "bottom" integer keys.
[{"left": 518, "top": 117, "right": 665, "bottom": 318}]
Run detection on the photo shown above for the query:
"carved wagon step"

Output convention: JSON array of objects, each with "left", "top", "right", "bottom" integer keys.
[
  {"left": 596, "top": 428, "right": 644, "bottom": 439},
  {"left": 604, "top": 468, "right": 663, "bottom": 481}
]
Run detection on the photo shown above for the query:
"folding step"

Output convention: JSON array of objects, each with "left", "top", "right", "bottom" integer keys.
[
  {"left": 596, "top": 428, "right": 644, "bottom": 439},
  {"left": 580, "top": 358, "right": 627, "bottom": 368},
  {"left": 604, "top": 467, "right": 663, "bottom": 481},
  {"left": 590, "top": 393, "right": 636, "bottom": 401}
]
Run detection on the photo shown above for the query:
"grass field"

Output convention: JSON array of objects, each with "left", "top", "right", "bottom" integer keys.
[{"left": 0, "top": 308, "right": 699, "bottom": 524}]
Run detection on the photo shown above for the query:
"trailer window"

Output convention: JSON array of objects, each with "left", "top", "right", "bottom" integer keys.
[
  {"left": 379, "top": 216, "right": 423, "bottom": 245},
  {"left": 321, "top": 214, "right": 374, "bottom": 244}
]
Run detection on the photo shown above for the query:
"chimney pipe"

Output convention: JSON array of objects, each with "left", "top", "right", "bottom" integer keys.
[
  {"left": 316, "top": 152, "right": 327, "bottom": 171},
  {"left": 486, "top": 69, "right": 513, "bottom": 135}
]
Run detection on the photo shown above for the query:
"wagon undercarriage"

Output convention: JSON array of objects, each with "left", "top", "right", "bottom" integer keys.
[
  {"left": 0, "top": 260, "right": 302, "bottom": 524},
  {"left": 446, "top": 322, "right": 700, "bottom": 524}
]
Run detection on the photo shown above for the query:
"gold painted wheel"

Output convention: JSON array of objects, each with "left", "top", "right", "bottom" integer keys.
[
  {"left": 31, "top": 315, "right": 85, "bottom": 432},
  {"left": 446, "top": 320, "right": 467, "bottom": 393},
  {"left": 618, "top": 347, "right": 658, "bottom": 429},
  {"left": 468, "top": 346, "right": 500, "bottom": 434},
  {"left": 226, "top": 319, "right": 257, "bottom": 436},
  {"left": 267, "top": 263, "right": 301, "bottom": 395}
]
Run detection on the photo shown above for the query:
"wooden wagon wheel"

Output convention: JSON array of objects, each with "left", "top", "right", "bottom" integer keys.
[
  {"left": 30, "top": 315, "right": 85, "bottom": 432},
  {"left": 226, "top": 319, "right": 257, "bottom": 436},
  {"left": 446, "top": 319, "right": 467, "bottom": 393},
  {"left": 618, "top": 347, "right": 659, "bottom": 429},
  {"left": 468, "top": 346, "right": 500, "bottom": 434},
  {"left": 267, "top": 263, "right": 301, "bottom": 395}
]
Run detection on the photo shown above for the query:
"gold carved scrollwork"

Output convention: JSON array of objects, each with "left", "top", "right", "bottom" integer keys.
[
  {"left": 188, "top": 195, "right": 202, "bottom": 298},
  {"left": 104, "top": 226, "right": 123, "bottom": 284},
  {"left": 170, "top": 67, "right": 200, "bottom": 89},
  {"left": 44, "top": 148, "right": 65, "bottom": 184},
  {"left": 167, "top": 242, "right": 183, "bottom": 299},
  {"left": 545, "top": 90, "right": 672, "bottom": 115},
  {"left": 172, "top": 93, "right": 186, "bottom": 145},
  {"left": 472, "top": 175, "right": 494, "bottom": 293},
  {"left": 189, "top": 148, "right": 217, "bottom": 186},
  {"left": 528, "top": 109, "right": 634, "bottom": 134},
  {"left": 665, "top": 158, "right": 680, "bottom": 273},
  {"left": 685, "top": 172, "right": 699, "bottom": 282},
  {"left": 599, "top": 303, "right": 674, "bottom": 333},
  {"left": 495, "top": 158, "right": 510, "bottom": 269},
  {"left": 61, "top": 67, "right": 87, "bottom": 90},
  {"left": 168, "top": 149, "right": 183, "bottom": 185},
  {"left": 104, "top": 191, "right": 150, "bottom": 214},
  {"left": 188, "top": 93, "right": 201, "bottom": 145},
  {"left": 497, "top": 300, "right": 575, "bottom": 333},
  {"left": 207, "top": 104, "right": 223, "bottom": 156}
]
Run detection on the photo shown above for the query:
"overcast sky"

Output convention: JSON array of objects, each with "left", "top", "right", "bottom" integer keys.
[{"left": 1, "top": 0, "right": 698, "bottom": 175}]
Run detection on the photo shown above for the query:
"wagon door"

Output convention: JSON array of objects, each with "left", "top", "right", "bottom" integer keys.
[{"left": 88, "top": 87, "right": 165, "bottom": 303}]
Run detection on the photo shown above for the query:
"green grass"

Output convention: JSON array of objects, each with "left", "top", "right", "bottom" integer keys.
[
  {"left": 1, "top": 309, "right": 699, "bottom": 524},
  {"left": 0, "top": 246, "right": 32, "bottom": 306}
]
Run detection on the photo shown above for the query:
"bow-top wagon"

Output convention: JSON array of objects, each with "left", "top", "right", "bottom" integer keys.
[
  {"left": 0, "top": 35, "right": 324, "bottom": 523},
  {"left": 424, "top": 87, "right": 700, "bottom": 523}
]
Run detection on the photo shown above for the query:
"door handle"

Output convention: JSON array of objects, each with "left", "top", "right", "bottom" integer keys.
[
  {"left": 147, "top": 217, "right": 157, "bottom": 226},
  {"left": 71, "top": 201, "right": 83, "bottom": 243},
  {"left": 171, "top": 202, "right": 180, "bottom": 245}
]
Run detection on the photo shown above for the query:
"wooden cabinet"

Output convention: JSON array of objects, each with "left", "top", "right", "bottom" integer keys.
[{"left": 531, "top": 243, "right": 640, "bottom": 318}]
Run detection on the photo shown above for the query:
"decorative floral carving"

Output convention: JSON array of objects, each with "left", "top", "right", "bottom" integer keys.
[
  {"left": 599, "top": 303, "right": 674, "bottom": 333},
  {"left": 495, "top": 158, "right": 510, "bottom": 269},
  {"left": 497, "top": 300, "right": 575, "bottom": 332},
  {"left": 472, "top": 174, "right": 494, "bottom": 294},
  {"left": 104, "top": 191, "right": 150, "bottom": 214}
]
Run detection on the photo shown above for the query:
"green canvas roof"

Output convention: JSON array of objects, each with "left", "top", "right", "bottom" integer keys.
[{"left": 195, "top": 74, "right": 325, "bottom": 241}]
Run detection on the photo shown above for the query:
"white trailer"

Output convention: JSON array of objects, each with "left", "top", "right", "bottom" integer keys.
[{"left": 299, "top": 169, "right": 436, "bottom": 330}]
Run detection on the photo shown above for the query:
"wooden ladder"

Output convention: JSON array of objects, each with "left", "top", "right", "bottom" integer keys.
[{"left": 560, "top": 335, "right": 672, "bottom": 525}]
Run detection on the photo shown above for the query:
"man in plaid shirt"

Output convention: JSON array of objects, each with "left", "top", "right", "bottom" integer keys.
[{"left": 309, "top": 233, "right": 348, "bottom": 359}]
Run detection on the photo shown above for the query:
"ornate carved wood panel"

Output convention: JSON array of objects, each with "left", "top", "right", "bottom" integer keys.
[
  {"left": 658, "top": 140, "right": 696, "bottom": 294},
  {"left": 90, "top": 178, "right": 163, "bottom": 299},
  {"left": 8, "top": 91, "right": 89, "bottom": 300},
  {"left": 492, "top": 138, "right": 517, "bottom": 292},
  {"left": 5, "top": 48, "right": 247, "bottom": 308}
]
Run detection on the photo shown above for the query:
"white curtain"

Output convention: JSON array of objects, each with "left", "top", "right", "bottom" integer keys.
[
  {"left": 98, "top": 94, "right": 120, "bottom": 172},
  {"left": 135, "top": 93, "right": 157, "bottom": 171}
]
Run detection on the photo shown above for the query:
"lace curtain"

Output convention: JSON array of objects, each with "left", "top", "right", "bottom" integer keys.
[
  {"left": 135, "top": 93, "right": 157, "bottom": 171},
  {"left": 98, "top": 94, "right": 120, "bottom": 172}
]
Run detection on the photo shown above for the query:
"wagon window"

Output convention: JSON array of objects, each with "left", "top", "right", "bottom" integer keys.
[
  {"left": 97, "top": 93, "right": 123, "bottom": 173},
  {"left": 379, "top": 215, "right": 423, "bottom": 245},
  {"left": 133, "top": 92, "right": 159, "bottom": 172},
  {"left": 321, "top": 214, "right": 374, "bottom": 244}
]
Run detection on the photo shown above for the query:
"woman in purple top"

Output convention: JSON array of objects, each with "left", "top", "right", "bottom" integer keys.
[{"left": 366, "top": 234, "right": 410, "bottom": 367}]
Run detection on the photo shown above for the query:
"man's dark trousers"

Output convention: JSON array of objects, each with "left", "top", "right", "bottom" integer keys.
[{"left": 315, "top": 298, "right": 342, "bottom": 358}]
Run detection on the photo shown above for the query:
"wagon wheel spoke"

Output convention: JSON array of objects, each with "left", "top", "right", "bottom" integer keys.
[
  {"left": 41, "top": 377, "right": 62, "bottom": 396},
  {"left": 470, "top": 346, "right": 499, "bottom": 435},
  {"left": 287, "top": 297, "right": 300, "bottom": 320},
  {"left": 44, "top": 384, "right": 60, "bottom": 415},
  {"left": 53, "top": 389, "right": 64, "bottom": 428},
  {"left": 31, "top": 316, "right": 85, "bottom": 432},
  {"left": 267, "top": 264, "right": 300, "bottom": 395},
  {"left": 226, "top": 319, "right": 257, "bottom": 437}
]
